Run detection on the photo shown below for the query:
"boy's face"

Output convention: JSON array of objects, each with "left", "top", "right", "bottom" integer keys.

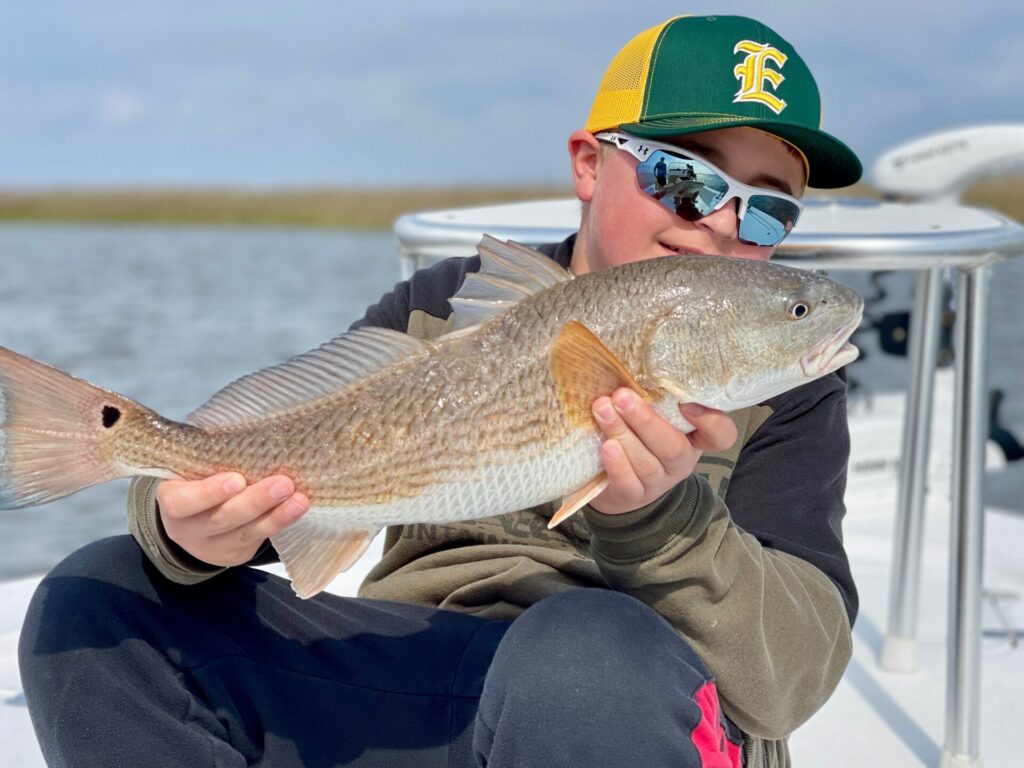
[{"left": 568, "top": 126, "right": 807, "bottom": 276}]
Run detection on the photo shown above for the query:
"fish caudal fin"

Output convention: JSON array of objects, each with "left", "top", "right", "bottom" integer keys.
[
  {"left": 0, "top": 347, "right": 139, "bottom": 509},
  {"left": 271, "top": 518, "right": 381, "bottom": 599}
]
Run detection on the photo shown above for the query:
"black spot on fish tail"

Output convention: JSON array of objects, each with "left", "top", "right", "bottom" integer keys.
[{"left": 102, "top": 406, "right": 121, "bottom": 428}]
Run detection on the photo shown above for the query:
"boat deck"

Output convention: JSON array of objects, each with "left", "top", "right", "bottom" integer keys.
[{"left": 789, "top": 492, "right": 1022, "bottom": 765}]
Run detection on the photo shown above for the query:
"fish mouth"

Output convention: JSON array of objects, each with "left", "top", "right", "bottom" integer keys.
[{"left": 801, "top": 316, "right": 862, "bottom": 376}]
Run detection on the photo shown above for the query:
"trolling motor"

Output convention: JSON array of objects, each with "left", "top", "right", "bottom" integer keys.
[{"left": 864, "top": 124, "right": 1024, "bottom": 463}]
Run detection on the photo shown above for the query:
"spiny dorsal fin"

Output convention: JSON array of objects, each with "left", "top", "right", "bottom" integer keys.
[
  {"left": 449, "top": 236, "right": 573, "bottom": 331},
  {"left": 187, "top": 328, "right": 432, "bottom": 428},
  {"left": 550, "top": 321, "right": 651, "bottom": 428}
]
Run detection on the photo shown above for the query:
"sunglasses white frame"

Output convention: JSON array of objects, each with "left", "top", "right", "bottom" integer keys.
[{"left": 594, "top": 131, "right": 805, "bottom": 245}]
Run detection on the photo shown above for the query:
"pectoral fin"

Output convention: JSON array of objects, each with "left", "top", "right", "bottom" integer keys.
[
  {"left": 550, "top": 321, "right": 651, "bottom": 428},
  {"left": 548, "top": 473, "right": 609, "bottom": 528},
  {"left": 271, "top": 518, "right": 380, "bottom": 599}
]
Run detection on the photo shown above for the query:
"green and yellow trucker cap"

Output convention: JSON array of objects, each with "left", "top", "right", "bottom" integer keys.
[{"left": 585, "top": 15, "right": 862, "bottom": 188}]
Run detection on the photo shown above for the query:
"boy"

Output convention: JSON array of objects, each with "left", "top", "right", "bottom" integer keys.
[{"left": 21, "top": 15, "right": 862, "bottom": 768}]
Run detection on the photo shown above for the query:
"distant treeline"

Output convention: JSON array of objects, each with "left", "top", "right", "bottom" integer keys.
[{"left": 0, "top": 179, "right": 1020, "bottom": 229}]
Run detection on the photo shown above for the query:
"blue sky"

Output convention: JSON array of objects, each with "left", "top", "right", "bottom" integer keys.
[{"left": 2, "top": 1, "right": 1020, "bottom": 187}]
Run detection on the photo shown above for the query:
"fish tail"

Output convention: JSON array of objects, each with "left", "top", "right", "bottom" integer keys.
[{"left": 0, "top": 346, "right": 147, "bottom": 509}]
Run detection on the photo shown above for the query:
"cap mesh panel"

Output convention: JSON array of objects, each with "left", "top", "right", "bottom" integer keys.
[{"left": 585, "top": 19, "right": 680, "bottom": 133}]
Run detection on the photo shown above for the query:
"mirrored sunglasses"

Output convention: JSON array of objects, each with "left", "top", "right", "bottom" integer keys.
[{"left": 595, "top": 131, "right": 804, "bottom": 247}]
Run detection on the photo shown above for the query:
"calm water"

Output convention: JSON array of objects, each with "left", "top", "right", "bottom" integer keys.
[
  {"left": 0, "top": 224, "right": 400, "bottom": 578},
  {"left": 0, "top": 223, "right": 1021, "bottom": 578}
]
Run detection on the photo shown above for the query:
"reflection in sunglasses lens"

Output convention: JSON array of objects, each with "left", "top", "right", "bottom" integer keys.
[
  {"left": 740, "top": 195, "right": 800, "bottom": 246},
  {"left": 636, "top": 150, "right": 800, "bottom": 247}
]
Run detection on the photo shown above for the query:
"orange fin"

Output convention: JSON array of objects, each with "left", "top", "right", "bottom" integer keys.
[
  {"left": 271, "top": 520, "right": 380, "bottom": 599},
  {"left": 550, "top": 321, "right": 650, "bottom": 427},
  {"left": 548, "top": 473, "right": 609, "bottom": 528}
]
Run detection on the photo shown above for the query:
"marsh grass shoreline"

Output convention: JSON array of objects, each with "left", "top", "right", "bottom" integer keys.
[
  {"left": 0, "top": 186, "right": 573, "bottom": 230},
  {"left": 0, "top": 178, "right": 1021, "bottom": 229}
]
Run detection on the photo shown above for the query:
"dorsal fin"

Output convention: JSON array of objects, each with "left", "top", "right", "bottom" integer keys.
[
  {"left": 449, "top": 236, "right": 573, "bottom": 331},
  {"left": 187, "top": 327, "right": 432, "bottom": 428}
]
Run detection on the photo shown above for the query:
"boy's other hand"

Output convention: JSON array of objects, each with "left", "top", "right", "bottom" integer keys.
[
  {"left": 589, "top": 388, "right": 737, "bottom": 515},
  {"left": 156, "top": 473, "right": 309, "bottom": 567}
]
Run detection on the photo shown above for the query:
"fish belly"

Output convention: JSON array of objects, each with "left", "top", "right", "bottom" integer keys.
[{"left": 302, "top": 428, "right": 604, "bottom": 530}]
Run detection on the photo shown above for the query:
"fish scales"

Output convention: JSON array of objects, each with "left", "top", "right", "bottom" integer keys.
[{"left": 106, "top": 263, "right": 664, "bottom": 513}]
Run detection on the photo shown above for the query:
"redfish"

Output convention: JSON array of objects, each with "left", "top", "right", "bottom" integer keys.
[{"left": 0, "top": 238, "right": 861, "bottom": 597}]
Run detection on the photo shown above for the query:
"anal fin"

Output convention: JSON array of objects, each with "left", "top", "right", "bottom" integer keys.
[
  {"left": 548, "top": 473, "right": 609, "bottom": 529},
  {"left": 271, "top": 518, "right": 380, "bottom": 599}
]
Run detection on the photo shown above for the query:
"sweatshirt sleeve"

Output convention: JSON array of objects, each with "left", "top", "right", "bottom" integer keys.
[
  {"left": 582, "top": 373, "right": 855, "bottom": 740},
  {"left": 125, "top": 476, "right": 229, "bottom": 584}
]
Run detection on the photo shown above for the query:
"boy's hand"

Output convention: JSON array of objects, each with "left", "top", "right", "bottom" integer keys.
[
  {"left": 156, "top": 473, "right": 309, "bottom": 567},
  {"left": 589, "top": 388, "right": 737, "bottom": 515}
]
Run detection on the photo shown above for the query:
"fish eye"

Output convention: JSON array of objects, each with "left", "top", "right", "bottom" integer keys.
[{"left": 788, "top": 301, "right": 811, "bottom": 320}]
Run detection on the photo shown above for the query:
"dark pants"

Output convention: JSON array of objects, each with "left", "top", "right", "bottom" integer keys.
[{"left": 19, "top": 536, "right": 743, "bottom": 767}]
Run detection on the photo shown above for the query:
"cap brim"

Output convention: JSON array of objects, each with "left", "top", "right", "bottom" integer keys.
[{"left": 620, "top": 115, "right": 862, "bottom": 189}]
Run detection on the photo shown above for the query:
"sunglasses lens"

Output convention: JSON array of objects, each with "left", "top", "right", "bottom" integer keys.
[
  {"left": 636, "top": 151, "right": 728, "bottom": 222},
  {"left": 740, "top": 195, "right": 801, "bottom": 246},
  {"left": 633, "top": 146, "right": 801, "bottom": 247}
]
